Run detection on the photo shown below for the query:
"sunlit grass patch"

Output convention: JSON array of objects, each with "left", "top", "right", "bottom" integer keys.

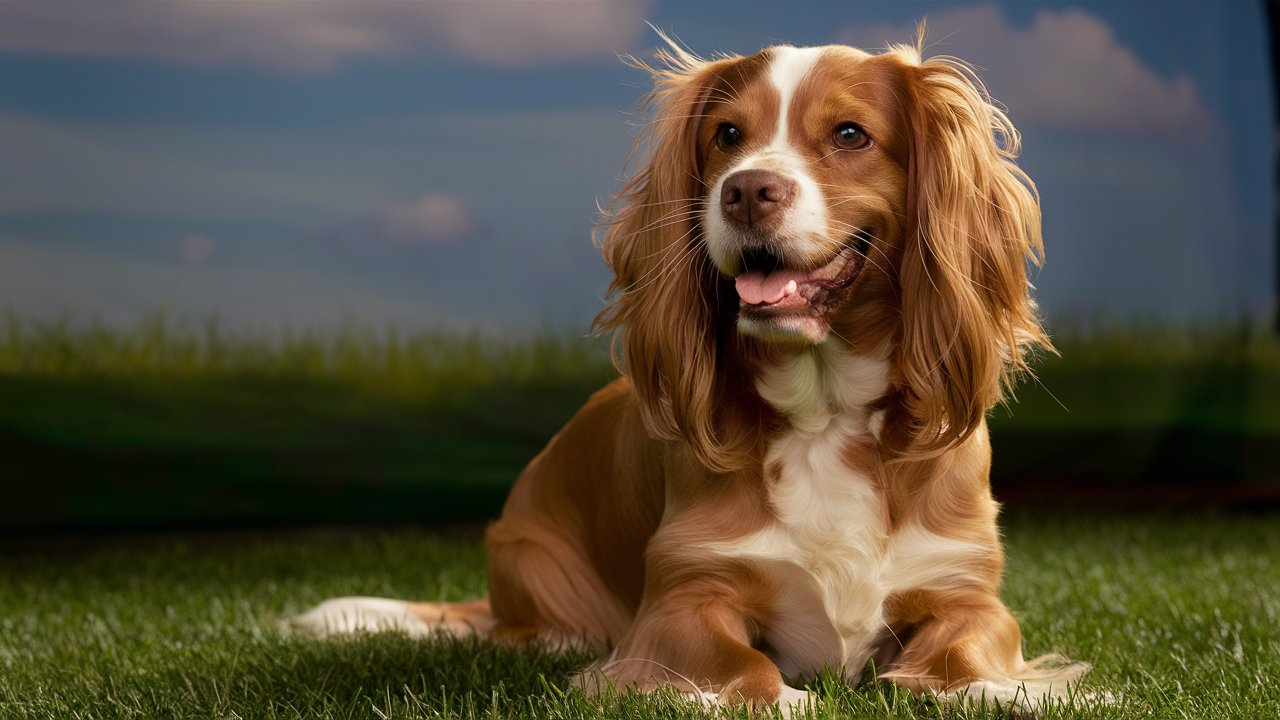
[
  {"left": 2, "top": 514, "right": 1277, "bottom": 719},
  {"left": 0, "top": 311, "right": 614, "bottom": 397}
]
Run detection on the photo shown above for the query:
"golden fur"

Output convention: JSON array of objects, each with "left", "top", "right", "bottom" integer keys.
[{"left": 298, "top": 33, "right": 1089, "bottom": 711}]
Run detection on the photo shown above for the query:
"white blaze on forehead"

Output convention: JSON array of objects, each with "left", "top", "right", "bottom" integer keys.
[
  {"left": 701, "top": 45, "right": 830, "bottom": 281},
  {"left": 767, "top": 45, "right": 824, "bottom": 147}
]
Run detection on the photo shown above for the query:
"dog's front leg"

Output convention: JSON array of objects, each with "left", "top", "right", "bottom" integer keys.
[
  {"left": 880, "top": 590, "right": 1089, "bottom": 706},
  {"left": 576, "top": 570, "right": 806, "bottom": 711}
]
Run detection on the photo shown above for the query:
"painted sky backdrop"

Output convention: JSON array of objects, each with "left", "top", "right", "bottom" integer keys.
[{"left": 0, "top": 0, "right": 1272, "bottom": 334}]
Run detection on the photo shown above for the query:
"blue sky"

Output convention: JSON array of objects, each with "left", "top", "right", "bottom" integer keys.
[{"left": 0, "top": 0, "right": 1272, "bottom": 334}]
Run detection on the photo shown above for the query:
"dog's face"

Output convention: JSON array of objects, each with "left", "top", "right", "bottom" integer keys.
[
  {"left": 697, "top": 46, "right": 909, "bottom": 344},
  {"left": 595, "top": 40, "right": 1049, "bottom": 470}
]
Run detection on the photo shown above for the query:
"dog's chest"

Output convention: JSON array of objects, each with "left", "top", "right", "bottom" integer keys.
[
  {"left": 718, "top": 350, "right": 894, "bottom": 675},
  {"left": 759, "top": 416, "right": 889, "bottom": 676}
]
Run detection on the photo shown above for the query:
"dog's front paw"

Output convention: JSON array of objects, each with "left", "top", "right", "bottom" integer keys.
[
  {"left": 681, "top": 683, "right": 814, "bottom": 718},
  {"left": 772, "top": 685, "right": 816, "bottom": 718}
]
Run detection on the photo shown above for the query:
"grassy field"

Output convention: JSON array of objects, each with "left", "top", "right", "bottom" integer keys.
[
  {"left": 0, "top": 315, "right": 614, "bottom": 530},
  {"left": 2, "top": 314, "right": 1279, "bottom": 530},
  {"left": 1, "top": 513, "right": 1277, "bottom": 719}
]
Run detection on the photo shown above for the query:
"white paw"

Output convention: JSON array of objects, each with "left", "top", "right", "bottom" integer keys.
[
  {"left": 678, "top": 685, "right": 813, "bottom": 718},
  {"left": 944, "top": 679, "right": 1114, "bottom": 711},
  {"left": 775, "top": 685, "right": 816, "bottom": 718},
  {"left": 679, "top": 688, "right": 722, "bottom": 708},
  {"left": 946, "top": 679, "right": 1021, "bottom": 704},
  {"left": 286, "top": 597, "right": 434, "bottom": 638}
]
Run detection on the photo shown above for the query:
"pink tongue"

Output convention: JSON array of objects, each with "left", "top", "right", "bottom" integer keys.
[{"left": 735, "top": 269, "right": 809, "bottom": 305}]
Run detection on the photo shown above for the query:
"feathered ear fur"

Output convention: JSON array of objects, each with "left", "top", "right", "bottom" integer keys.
[
  {"left": 592, "top": 38, "right": 758, "bottom": 474},
  {"left": 893, "top": 45, "right": 1052, "bottom": 455}
]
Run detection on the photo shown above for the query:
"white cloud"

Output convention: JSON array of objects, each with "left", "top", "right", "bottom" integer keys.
[
  {"left": 378, "top": 194, "right": 475, "bottom": 245},
  {"left": 0, "top": 106, "right": 631, "bottom": 233},
  {"left": 841, "top": 5, "right": 1210, "bottom": 136},
  {"left": 0, "top": 111, "right": 387, "bottom": 221},
  {"left": 0, "top": 0, "right": 654, "bottom": 72},
  {"left": 180, "top": 234, "right": 218, "bottom": 265},
  {"left": 303, "top": 192, "right": 482, "bottom": 250}
]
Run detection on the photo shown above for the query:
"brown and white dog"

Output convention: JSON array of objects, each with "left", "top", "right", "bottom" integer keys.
[{"left": 294, "top": 35, "right": 1089, "bottom": 711}]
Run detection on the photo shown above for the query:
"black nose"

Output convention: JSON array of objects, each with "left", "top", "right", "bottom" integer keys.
[{"left": 720, "top": 169, "right": 796, "bottom": 229}]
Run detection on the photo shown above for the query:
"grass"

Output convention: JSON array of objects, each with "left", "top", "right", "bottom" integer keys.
[
  {"left": 2, "top": 314, "right": 1277, "bottom": 714},
  {"left": 0, "top": 312, "right": 613, "bottom": 395},
  {"left": 1, "top": 513, "right": 1277, "bottom": 719},
  {"left": 0, "top": 314, "right": 614, "bottom": 530},
  {"left": 3, "top": 312, "right": 1278, "bottom": 432},
  {"left": 1000, "top": 317, "right": 1280, "bottom": 433},
  {"left": 2, "top": 313, "right": 1279, "bottom": 530}
]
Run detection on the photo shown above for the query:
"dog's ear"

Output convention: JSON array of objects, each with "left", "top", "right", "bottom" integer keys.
[
  {"left": 894, "top": 49, "right": 1052, "bottom": 455},
  {"left": 593, "top": 39, "right": 758, "bottom": 474}
]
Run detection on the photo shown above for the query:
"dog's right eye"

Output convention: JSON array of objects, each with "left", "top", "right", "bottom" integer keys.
[{"left": 715, "top": 123, "right": 743, "bottom": 150}]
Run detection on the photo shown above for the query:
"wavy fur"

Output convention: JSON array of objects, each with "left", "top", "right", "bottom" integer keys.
[{"left": 295, "top": 32, "right": 1090, "bottom": 714}]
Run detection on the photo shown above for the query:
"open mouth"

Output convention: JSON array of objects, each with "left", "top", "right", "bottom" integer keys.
[{"left": 733, "top": 231, "right": 871, "bottom": 318}]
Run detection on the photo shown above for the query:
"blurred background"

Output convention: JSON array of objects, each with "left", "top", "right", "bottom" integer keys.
[{"left": 0, "top": 0, "right": 1275, "bottom": 531}]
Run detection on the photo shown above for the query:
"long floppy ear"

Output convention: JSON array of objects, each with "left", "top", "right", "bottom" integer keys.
[
  {"left": 895, "top": 48, "right": 1052, "bottom": 456},
  {"left": 592, "top": 39, "right": 756, "bottom": 474}
]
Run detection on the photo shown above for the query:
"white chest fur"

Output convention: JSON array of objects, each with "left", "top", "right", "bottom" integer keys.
[
  {"left": 749, "top": 347, "right": 891, "bottom": 675},
  {"left": 703, "top": 347, "right": 988, "bottom": 678},
  {"left": 749, "top": 413, "right": 890, "bottom": 677}
]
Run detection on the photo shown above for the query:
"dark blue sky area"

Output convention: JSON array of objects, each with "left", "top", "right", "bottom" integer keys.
[{"left": 0, "top": 1, "right": 1272, "bottom": 333}]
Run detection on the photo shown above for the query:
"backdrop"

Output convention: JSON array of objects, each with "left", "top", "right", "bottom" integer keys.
[{"left": 0, "top": 0, "right": 1274, "bottom": 530}]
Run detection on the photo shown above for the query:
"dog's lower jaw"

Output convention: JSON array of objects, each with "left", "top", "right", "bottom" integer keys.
[{"left": 737, "top": 312, "right": 831, "bottom": 344}]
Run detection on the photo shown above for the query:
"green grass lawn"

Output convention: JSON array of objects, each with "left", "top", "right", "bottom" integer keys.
[{"left": 2, "top": 513, "right": 1277, "bottom": 719}]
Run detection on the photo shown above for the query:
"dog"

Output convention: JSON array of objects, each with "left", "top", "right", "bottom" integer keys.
[{"left": 294, "top": 33, "right": 1090, "bottom": 712}]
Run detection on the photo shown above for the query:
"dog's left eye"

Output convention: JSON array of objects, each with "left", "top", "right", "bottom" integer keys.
[
  {"left": 833, "top": 122, "right": 870, "bottom": 150},
  {"left": 716, "top": 123, "right": 743, "bottom": 150}
]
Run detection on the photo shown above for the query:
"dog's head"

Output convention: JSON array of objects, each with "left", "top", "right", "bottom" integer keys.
[{"left": 595, "top": 35, "right": 1049, "bottom": 471}]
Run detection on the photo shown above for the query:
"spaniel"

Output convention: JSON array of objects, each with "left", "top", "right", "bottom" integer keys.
[{"left": 295, "top": 34, "right": 1090, "bottom": 712}]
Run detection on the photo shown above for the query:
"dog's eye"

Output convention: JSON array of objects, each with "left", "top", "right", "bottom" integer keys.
[
  {"left": 833, "top": 122, "right": 870, "bottom": 150},
  {"left": 716, "top": 123, "right": 743, "bottom": 150}
]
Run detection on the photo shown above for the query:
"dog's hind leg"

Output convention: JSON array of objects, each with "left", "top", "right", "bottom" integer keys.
[
  {"left": 290, "top": 594, "right": 513, "bottom": 640},
  {"left": 290, "top": 518, "right": 629, "bottom": 648},
  {"left": 406, "top": 597, "right": 500, "bottom": 636},
  {"left": 483, "top": 516, "right": 632, "bottom": 648},
  {"left": 287, "top": 595, "right": 473, "bottom": 638}
]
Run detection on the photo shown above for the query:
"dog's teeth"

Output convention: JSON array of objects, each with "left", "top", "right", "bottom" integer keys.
[{"left": 784, "top": 280, "right": 797, "bottom": 296}]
